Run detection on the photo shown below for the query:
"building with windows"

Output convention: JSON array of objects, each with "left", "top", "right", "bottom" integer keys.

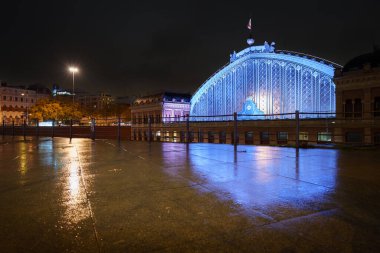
[
  {"left": 334, "top": 48, "right": 380, "bottom": 144},
  {"left": 132, "top": 45, "right": 380, "bottom": 145},
  {"left": 130, "top": 37, "right": 379, "bottom": 146},
  {"left": 0, "top": 82, "right": 50, "bottom": 124},
  {"left": 77, "top": 92, "right": 114, "bottom": 112},
  {"left": 131, "top": 92, "right": 191, "bottom": 141}
]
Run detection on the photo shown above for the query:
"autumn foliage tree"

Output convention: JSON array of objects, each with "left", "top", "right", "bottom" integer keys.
[{"left": 30, "top": 98, "right": 83, "bottom": 122}]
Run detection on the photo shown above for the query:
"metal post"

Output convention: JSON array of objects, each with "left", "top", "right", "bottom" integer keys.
[
  {"left": 2, "top": 121, "right": 5, "bottom": 136},
  {"left": 186, "top": 115, "right": 190, "bottom": 143},
  {"left": 295, "top": 110, "right": 300, "bottom": 149},
  {"left": 91, "top": 118, "right": 96, "bottom": 140},
  {"left": 117, "top": 116, "right": 121, "bottom": 142},
  {"left": 72, "top": 72, "right": 75, "bottom": 104},
  {"left": 36, "top": 119, "right": 39, "bottom": 138},
  {"left": 23, "top": 120, "right": 26, "bottom": 139},
  {"left": 70, "top": 119, "right": 73, "bottom": 141},
  {"left": 148, "top": 117, "right": 151, "bottom": 143},
  {"left": 52, "top": 120, "right": 55, "bottom": 138},
  {"left": 233, "top": 112, "right": 238, "bottom": 146},
  {"left": 12, "top": 120, "right": 15, "bottom": 137}
]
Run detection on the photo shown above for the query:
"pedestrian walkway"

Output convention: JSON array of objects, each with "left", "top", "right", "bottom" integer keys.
[{"left": 0, "top": 137, "right": 379, "bottom": 252}]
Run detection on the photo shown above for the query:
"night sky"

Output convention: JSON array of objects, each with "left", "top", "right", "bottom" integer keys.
[{"left": 0, "top": 0, "right": 379, "bottom": 97}]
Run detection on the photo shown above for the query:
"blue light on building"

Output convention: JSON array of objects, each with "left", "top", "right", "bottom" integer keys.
[{"left": 191, "top": 41, "right": 339, "bottom": 120}]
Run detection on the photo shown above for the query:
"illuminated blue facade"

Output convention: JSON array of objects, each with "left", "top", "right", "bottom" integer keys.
[{"left": 191, "top": 42, "right": 337, "bottom": 119}]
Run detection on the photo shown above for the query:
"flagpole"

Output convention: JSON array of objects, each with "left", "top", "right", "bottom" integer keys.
[{"left": 246, "top": 17, "right": 254, "bottom": 46}]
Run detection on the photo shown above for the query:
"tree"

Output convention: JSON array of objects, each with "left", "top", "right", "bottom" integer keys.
[{"left": 29, "top": 98, "right": 84, "bottom": 122}]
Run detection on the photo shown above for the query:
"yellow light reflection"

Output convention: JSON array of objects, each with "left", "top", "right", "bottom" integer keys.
[
  {"left": 61, "top": 146, "right": 90, "bottom": 227},
  {"left": 18, "top": 143, "right": 28, "bottom": 179},
  {"left": 69, "top": 151, "right": 80, "bottom": 199}
]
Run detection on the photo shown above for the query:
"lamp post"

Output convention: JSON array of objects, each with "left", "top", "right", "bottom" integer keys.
[
  {"left": 68, "top": 67, "right": 79, "bottom": 104},
  {"left": 21, "top": 92, "right": 28, "bottom": 124},
  {"left": 0, "top": 93, "right": 3, "bottom": 124}
]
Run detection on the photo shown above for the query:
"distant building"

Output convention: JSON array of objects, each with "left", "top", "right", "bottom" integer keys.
[
  {"left": 77, "top": 92, "right": 114, "bottom": 112},
  {"left": 52, "top": 84, "right": 74, "bottom": 97},
  {"left": 52, "top": 84, "right": 116, "bottom": 114},
  {"left": 131, "top": 92, "right": 191, "bottom": 140},
  {"left": 131, "top": 92, "right": 191, "bottom": 124},
  {"left": 114, "top": 96, "right": 133, "bottom": 120},
  {"left": 334, "top": 48, "right": 380, "bottom": 143},
  {"left": 0, "top": 82, "right": 51, "bottom": 124}
]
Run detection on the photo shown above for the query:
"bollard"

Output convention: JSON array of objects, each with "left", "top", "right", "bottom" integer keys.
[
  {"left": 36, "top": 119, "right": 39, "bottom": 138},
  {"left": 233, "top": 112, "right": 238, "bottom": 146},
  {"left": 295, "top": 110, "right": 300, "bottom": 149},
  {"left": 70, "top": 119, "right": 73, "bottom": 141},
  {"left": 52, "top": 120, "right": 55, "bottom": 138},
  {"left": 148, "top": 117, "right": 151, "bottom": 143},
  {"left": 117, "top": 116, "right": 121, "bottom": 142},
  {"left": 186, "top": 115, "right": 190, "bottom": 143},
  {"left": 12, "top": 120, "right": 15, "bottom": 137},
  {"left": 23, "top": 120, "right": 26, "bottom": 140},
  {"left": 91, "top": 118, "right": 96, "bottom": 140}
]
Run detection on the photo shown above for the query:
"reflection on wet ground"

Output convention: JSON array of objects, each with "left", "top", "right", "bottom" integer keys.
[{"left": 0, "top": 136, "right": 379, "bottom": 252}]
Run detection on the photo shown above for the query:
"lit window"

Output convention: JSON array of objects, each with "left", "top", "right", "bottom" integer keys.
[
  {"left": 299, "top": 132, "right": 308, "bottom": 141},
  {"left": 317, "top": 132, "right": 332, "bottom": 142}
]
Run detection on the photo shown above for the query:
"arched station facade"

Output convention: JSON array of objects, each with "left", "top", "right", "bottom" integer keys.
[{"left": 190, "top": 42, "right": 338, "bottom": 120}]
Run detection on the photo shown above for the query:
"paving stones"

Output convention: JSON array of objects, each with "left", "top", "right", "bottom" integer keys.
[{"left": 0, "top": 137, "right": 379, "bottom": 252}]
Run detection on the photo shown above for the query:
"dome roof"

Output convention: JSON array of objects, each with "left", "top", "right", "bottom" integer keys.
[{"left": 343, "top": 49, "right": 380, "bottom": 72}]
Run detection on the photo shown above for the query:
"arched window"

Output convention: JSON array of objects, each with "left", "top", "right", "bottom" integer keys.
[
  {"left": 354, "top": 99, "right": 362, "bottom": 118},
  {"left": 344, "top": 99, "right": 353, "bottom": 118}
]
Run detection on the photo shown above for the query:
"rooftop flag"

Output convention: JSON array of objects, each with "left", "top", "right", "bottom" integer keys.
[{"left": 247, "top": 18, "right": 252, "bottom": 30}]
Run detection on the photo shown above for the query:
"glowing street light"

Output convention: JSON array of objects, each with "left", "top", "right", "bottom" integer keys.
[
  {"left": 68, "top": 66, "right": 79, "bottom": 103},
  {"left": 20, "top": 92, "right": 28, "bottom": 124}
]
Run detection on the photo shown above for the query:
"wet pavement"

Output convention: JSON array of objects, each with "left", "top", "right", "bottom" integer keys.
[{"left": 0, "top": 137, "right": 379, "bottom": 253}]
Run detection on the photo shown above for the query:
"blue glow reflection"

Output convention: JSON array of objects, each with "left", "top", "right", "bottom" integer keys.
[{"left": 162, "top": 143, "right": 337, "bottom": 210}]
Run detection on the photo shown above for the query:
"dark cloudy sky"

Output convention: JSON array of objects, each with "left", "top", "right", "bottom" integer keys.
[{"left": 0, "top": 0, "right": 379, "bottom": 97}]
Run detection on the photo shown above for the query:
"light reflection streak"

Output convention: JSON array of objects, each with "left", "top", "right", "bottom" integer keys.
[
  {"left": 69, "top": 148, "right": 80, "bottom": 199},
  {"left": 61, "top": 144, "right": 90, "bottom": 226},
  {"left": 38, "top": 140, "right": 56, "bottom": 169},
  {"left": 18, "top": 143, "right": 28, "bottom": 181}
]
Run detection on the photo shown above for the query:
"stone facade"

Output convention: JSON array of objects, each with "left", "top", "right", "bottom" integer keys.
[
  {"left": 334, "top": 49, "right": 380, "bottom": 144},
  {"left": 131, "top": 92, "right": 191, "bottom": 125},
  {"left": 0, "top": 84, "right": 50, "bottom": 125}
]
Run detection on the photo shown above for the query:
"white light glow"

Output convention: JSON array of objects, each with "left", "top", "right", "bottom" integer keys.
[{"left": 68, "top": 67, "right": 79, "bottom": 73}]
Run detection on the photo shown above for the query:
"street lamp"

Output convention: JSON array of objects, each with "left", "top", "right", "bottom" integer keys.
[
  {"left": 68, "top": 66, "right": 79, "bottom": 103},
  {"left": 21, "top": 92, "right": 28, "bottom": 124}
]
